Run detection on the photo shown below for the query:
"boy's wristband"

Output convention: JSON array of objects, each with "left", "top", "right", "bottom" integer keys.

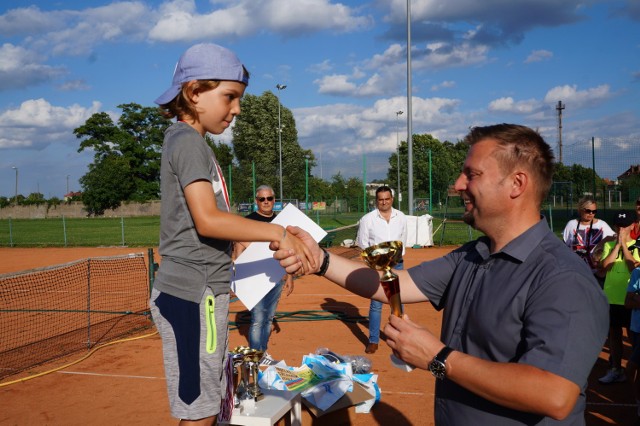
[{"left": 315, "top": 249, "right": 330, "bottom": 277}]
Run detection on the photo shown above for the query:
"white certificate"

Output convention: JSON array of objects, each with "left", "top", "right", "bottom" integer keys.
[{"left": 231, "top": 204, "right": 327, "bottom": 310}]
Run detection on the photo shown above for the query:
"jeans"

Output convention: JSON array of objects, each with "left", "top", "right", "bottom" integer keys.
[
  {"left": 368, "top": 261, "right": 403, "bottom": 344},
  {"left": 249, "top": 280, "right": 284, "bottom": 351}
]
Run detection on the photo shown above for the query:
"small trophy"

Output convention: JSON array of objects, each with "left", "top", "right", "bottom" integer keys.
[
  {"left": 362, "top": 240, "right": 404, "bottom": 317},
  {"left": 361, "top": 241, "right": 414, "bottom": 372},
  {"left": 230, "top": 346, "right": 265, "bottom": 415}
]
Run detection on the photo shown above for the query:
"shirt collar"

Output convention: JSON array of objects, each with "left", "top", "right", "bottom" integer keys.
[
  {"left": 475, "top": 216, "right": 549, "bottom": 263},
  {"left": 376, "top": 208, "right": 397, "bottom": 219}
]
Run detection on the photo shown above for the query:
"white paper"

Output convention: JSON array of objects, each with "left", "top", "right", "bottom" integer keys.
[{"left": 231, "top": 204, "right": 327, "bottom": 310}]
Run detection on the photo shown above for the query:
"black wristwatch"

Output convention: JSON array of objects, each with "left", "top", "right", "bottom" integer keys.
[{"left": 429, "top": 346, "right": 453, "bottom": 380}]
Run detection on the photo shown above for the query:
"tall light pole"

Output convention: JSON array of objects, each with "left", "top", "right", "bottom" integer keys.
[
  {"left": 406, "top": 0, "right": 414, "bottom": 215},
  {"left": 305, "top": 155, "right": 310, "bottom": 214},
  {"left": 12, "top": 166, "right": 18, "bottom": 205},
  {"left": 276, "top": 84, "right": 287, "bottom": 202},
  {"left": 395, "top": 110, "right": 403, "bottom": 210},
  {"left": 66, "top": 174, "right": 70, "bottom": 195}
]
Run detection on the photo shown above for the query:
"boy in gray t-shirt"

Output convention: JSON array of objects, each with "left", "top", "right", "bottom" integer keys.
[{"left": 150, "top": 43, "right": 313, "bottom": 425}]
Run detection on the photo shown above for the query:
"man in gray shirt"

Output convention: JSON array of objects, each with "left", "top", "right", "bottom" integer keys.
[{"left": 275, "top": 124, "right": 609, "bottom": 425}]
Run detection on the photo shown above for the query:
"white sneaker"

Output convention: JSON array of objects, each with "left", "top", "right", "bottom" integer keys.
[
  {"left": 598, "top": 367, "right": 626, "bottom": 384},
  {"left": 259, "top": 352, "right": 278, "bottom": 366}
]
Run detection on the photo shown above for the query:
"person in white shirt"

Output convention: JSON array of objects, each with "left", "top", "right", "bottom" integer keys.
[{"left": 356, "top": 186, "right": 407, "bottom": 354}]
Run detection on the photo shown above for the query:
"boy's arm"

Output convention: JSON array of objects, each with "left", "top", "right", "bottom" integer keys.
[{"left": 184, "top": 180, "right": 315, "bottom": 271}]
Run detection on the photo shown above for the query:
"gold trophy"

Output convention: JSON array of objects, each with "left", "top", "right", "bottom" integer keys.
[
  {"left": 362, "top": 240, "right": 414, "bottom": 372},
  {"left": 362, "top": 240, "right": 404, "bottom": 317}
]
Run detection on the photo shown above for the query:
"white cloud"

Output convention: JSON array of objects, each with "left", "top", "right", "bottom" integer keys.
[
  {"left": 315, "top": 74, "right": 358, "bottom": 95},
  {"left": 295, "top": 95, "right": 463, "bottom": 159},
  {"left": 414, "top": 42, "right": 489, "bottom": 70},
  {"left": 260, "top": 0, "right": 373, "bottom": 34},
  {"left": 488, "top": 97, "right": 542, "bottom": 114},
  {"left": 544, "top": 84, "right": 611, "bottom": 108},
  {"left": 0, "top": 43, "right": 65, "bottom": 91},
  {"left": 0, "top": 5, "right": 64, "bottom": 36},
  {"left": 149, "top": 0, "right": 372, "bottom": 42},
  {"left": 385, "top": 0, "right": 590, "bottom": 45},
  {"left": 525, "top": 49, "right": 553, "bottom": 63},
  {"left": 431, "top": 80, "right": 456, "bottom": 91},
  {"left": 307, "top": 59, "right": 333, "bottom": 74},
  {"left": 57, "top": 79, "right": 91, "bottom": 92},
  {"left": 0, "top": 99, "right": 102, "bottom": 148}
]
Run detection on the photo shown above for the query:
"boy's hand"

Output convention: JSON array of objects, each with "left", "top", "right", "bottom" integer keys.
[
  {"left": 275, "top": 226, "right": 317, "bottom": 274},
  {"left": 272, "top": 226, "right": 323, "bottom": 275}
]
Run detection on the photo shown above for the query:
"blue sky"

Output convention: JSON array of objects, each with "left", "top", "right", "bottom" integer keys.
[{"left": 1, "top": 0, "right": 639, "bottom": 199}]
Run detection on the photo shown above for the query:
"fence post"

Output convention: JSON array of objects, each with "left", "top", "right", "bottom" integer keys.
[
  {"left": 63, "top": 215, "right": 67, "bottom": 247},
  {"left": 121, "top": 216, "right": 125, "bottom": 246},
  {"left": 9, "top": 217, "right": 14, "bottom": 247}
]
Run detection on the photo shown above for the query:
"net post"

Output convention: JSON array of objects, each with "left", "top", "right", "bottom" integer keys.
[
  {"left": 86, "top": 258, "right": 91, "bottom": 350},
  {"left": 148, "top": 248, "right": 158, "bottom": 292}
]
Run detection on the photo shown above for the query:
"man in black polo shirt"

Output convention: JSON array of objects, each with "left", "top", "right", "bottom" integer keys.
[{"left": 236, "top": 185, "right": 293, "bottom": 353}]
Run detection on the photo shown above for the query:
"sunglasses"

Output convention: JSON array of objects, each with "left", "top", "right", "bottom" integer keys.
[
  {"left": 582, "top": 209, "right": 597, "bottom": 214},
  {"left": 257, "top": 196, "right": 274, "bottom": 202}
]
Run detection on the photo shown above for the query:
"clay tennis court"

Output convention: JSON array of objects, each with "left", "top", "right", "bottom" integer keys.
[{"left": 0, "top": 246, "right": 635, "bottom": 425}]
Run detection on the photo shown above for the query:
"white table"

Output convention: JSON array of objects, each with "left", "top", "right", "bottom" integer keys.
[{"left": 220, "top": 388, "right": 302, "bottom": 426}]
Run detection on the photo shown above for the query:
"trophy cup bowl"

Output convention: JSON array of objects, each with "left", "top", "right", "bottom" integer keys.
[{"left": 361, "top": 240, "right": 403, "bottom": 317}]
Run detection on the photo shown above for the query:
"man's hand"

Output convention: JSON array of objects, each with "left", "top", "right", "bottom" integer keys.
[
  {"left": 272, "top": 226, "right": 323, "bottom": 275},
  {"left": 383, "top": 314, "right": 443, "bottom": 370}
]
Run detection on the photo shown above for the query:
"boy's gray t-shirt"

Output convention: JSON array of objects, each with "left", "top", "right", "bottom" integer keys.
[{"left": 155, "top": 122, "right": 232, "bottom": 302}]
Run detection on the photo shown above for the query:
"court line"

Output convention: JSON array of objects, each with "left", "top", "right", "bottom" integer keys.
[{"left": 58, "top": 370, "right": 165, "bottom": 380}]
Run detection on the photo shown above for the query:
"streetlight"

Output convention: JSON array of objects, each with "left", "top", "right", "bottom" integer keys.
[
  {"left": 395, "top": 110, "right": 403, "bottom": 210},
  {"left": 276, "top": 83, "right": 287, "bottom": 203},
  {"left": 66, "top": 174, "right": 70, "bottom": 196},
  {"left": 11, "top": 166, "right": 18, "bottom": 205}
]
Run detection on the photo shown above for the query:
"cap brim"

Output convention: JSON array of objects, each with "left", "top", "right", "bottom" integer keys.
[{"left": 154, "top": 85, "right": 181, "bottom": 105}]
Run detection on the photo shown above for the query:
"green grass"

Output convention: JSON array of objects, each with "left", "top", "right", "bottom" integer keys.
[
  {"left": 0, "top": 214, "right": 365, "bottom": 248},
  {"left": 0, "top": 216, "right": 161, "bottom": 247}
]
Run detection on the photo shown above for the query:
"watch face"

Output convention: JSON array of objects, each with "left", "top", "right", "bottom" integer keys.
[{"left": 430, "top": 360, "right": 446, "bottom": 379}]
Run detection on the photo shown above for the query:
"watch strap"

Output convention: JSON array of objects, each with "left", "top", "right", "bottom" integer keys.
[
  {"left": 435, "top": 346, "right": 454, "bottom": 364},
  {"left": 314, "top": 249, "right": 330, "bottom": 276}
]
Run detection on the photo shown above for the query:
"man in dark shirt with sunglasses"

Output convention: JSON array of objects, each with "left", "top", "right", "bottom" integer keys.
[{"left": 236, "top": 185, "right": 293, "bottom": 355}]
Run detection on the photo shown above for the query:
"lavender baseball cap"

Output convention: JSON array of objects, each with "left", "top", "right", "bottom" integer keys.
[{"left": 154, "top": 43, "right": 249, "bottom": 105}]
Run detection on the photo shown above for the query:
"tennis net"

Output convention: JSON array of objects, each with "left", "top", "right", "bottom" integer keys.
[{"left": 0, "top": 252, "right": 152, "bottom": 381}]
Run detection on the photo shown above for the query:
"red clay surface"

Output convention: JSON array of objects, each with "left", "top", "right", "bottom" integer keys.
[{"left": 0, "top": 246, "right": 635, "bottom": 425}]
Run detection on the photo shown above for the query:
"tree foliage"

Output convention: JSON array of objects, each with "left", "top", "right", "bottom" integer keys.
[
  {"left": 232, "top": 91, "right": 315, "bottom": 202},
  {"left": 74, "top": 103, "right": 171, "bottom": 214},
  {"left": 388, "top": 134, "right": 468, "bottom": 206},
  {"left": 79, "top": 154, "right": 135, "bottom": 216}
]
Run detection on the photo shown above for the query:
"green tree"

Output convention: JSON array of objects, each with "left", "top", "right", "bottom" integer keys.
[
  {"left": 390, "top": 134, "right": 467, "bottom": 208},
  {"left": 619, "top": 175, "right": 640, "bottom": 202},
  {"left": 0, "top": 196, "right": 10, "bottom": 208},
  {"left": 75, "top": 103, "right": 170, "bottom": 207},
  {"left": 23, "top": 192, "right": 46, "bottom": 206},
  {"left": 79, "top": 154, "right": 135, "bottom": 216},
  {"left": 232, "top": 91, "right": 315, "bottom": 202},
  {"left": 47, "top": 196, "right": 62, "bottom": 208}
]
